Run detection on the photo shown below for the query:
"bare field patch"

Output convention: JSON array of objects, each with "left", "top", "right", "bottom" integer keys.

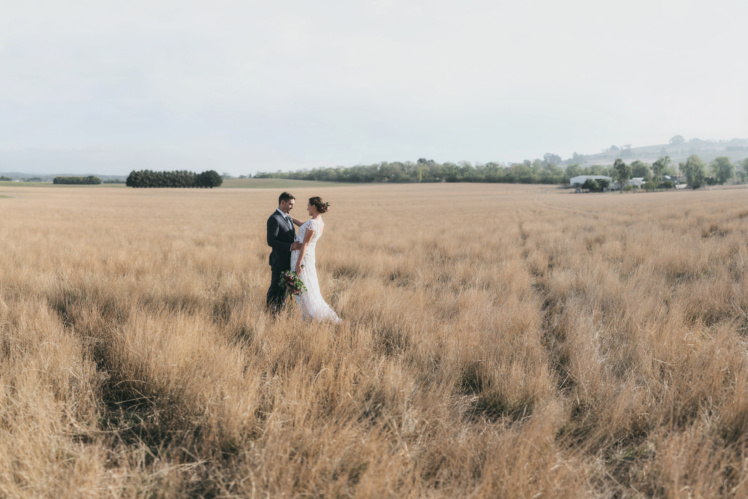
[{"left": 1, "top": 184, "right": 747, "bottom": 497}]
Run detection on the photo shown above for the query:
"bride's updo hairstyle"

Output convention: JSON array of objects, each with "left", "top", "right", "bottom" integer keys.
[{"left": 309, "top": 196, "right": 329, "bottom": 214}]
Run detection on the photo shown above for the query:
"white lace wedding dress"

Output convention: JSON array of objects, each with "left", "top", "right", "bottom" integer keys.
[{"left": 290, "top": 219, "right": 341, "bottom": 322}]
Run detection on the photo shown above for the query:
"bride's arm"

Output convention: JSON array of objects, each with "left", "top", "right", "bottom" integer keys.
[
  {"left": 291, "top": 216, "right": 304, "bottom": 227},
  {"left": 294, "top": 228, "right": 316, "bottom": 274}
]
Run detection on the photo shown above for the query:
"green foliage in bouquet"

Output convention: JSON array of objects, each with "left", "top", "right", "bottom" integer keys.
[{"left": 278, "top": 270, "right": 307, "bottom": 297}]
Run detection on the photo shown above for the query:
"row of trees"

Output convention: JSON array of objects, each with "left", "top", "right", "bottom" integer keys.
[
  {"left": 53, "top": 176, "right": 102, "bottom": 185},
  {"left": 254, "top": 155, "right": 748, "bottom": 189},
  {"left": 256, "top": 159, "right": 617, "bottom": 185},
  {"left": 125, "top": 170, "right": 223, "bottom": 188},
  {"left": 610, "top": 155, "right": 748, "bottom": 190},
  {"left": 679, "top": 156, "right": 744, "bottom": 188}
]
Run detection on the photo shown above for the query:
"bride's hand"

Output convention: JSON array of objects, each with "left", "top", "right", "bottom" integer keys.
[{"left": 294, "top": 263, "right": 302, "bottom": 275}]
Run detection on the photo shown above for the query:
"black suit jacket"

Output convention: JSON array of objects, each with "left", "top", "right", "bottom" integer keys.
[{"left": 267, "top": 210, "right": 296, "bottom": 269}]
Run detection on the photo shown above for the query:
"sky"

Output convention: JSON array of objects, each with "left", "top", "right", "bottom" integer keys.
[{"left": 0, "top": 0, "right": 746, "bottom": 175}]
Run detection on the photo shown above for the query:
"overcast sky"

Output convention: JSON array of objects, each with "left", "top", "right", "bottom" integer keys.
[{"left": 1, "top": 0, "right": 746, "bottom": 175}]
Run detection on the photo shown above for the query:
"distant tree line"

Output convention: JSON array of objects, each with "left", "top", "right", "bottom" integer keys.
[
  {"left": 677, "top": 155, "right": 743, "bottom": 189},
  {"left": 53, "top": 176, "right": 102, "bottom": 185},
  {"left": 254, "top": 157, "right": 664, "bottom": 185},
  {"left": 256, "top": 158, "right": 606, "bottom": 185},
  {"left": 0, "top": 176, "right": 11, "bottom": 181},
  {"left": 125, "top": 170, "right": 223, "bottom": 188},
  {"left": 103, "top": 179, "right": 126, "bottom": 184},
  {"left": 255, "top": 155, "right": 748, "bottom": 189},
  {"left": 608, "top": 155, "right": 747, "bottom": 191}
]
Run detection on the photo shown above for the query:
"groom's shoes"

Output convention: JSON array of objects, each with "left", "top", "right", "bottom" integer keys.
[{"left": 266, "top": 299, "right": 289, "bottom": 319}]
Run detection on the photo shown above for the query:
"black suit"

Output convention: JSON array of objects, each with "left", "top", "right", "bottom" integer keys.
[{"left": 266, "top": 210, "right": 296, "bottom": 311}]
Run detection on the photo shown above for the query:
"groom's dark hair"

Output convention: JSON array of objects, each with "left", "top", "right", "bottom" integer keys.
[{"left": 278, "top": 192, "right": 295, "bottom": 204}]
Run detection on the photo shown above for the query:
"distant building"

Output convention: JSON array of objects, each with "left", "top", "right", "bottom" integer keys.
[
  {"left": 628, "top": 177, "right": 645, "bottom": 188},
  {"left": 663, "top": 175, "right": 686, "bottom": 184}
]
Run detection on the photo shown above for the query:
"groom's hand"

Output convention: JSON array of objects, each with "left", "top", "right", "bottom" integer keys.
[{"left": 291, "top": 242, "right": 302, "bottom": 251}]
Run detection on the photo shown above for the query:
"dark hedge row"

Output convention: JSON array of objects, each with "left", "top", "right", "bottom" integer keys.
[
  {"left": 53, "top": 176, "right": 102, "bottom": 185},
  {"left": 125, "top": 170, "right": 223, "bottom": 188}
]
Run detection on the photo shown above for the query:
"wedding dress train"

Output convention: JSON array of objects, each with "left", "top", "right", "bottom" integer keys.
[{"left": 290, "top": 219, "right": 341, "bottom": 322}]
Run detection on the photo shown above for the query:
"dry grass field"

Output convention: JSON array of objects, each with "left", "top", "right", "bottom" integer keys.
[{"left": 1, "top": 183, "right": 748, "bottom": 497}]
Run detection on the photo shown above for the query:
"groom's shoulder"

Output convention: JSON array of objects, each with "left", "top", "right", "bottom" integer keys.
[{"left": 267, "top": 211, "right": 281, "bottom": 224}]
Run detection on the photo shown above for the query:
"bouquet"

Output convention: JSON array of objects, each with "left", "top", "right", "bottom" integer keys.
[{"left": 278, "top": 269, "right": 307, "bottom": 297}]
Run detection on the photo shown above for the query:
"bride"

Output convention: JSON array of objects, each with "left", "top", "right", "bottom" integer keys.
[{"left": 290, "top": 196, "right": 341, "bottom": 322}]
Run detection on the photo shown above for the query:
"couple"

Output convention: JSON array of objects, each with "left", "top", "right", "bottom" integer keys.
[{"left": 266, "top": 192, "right": 341, "bottom": 322}]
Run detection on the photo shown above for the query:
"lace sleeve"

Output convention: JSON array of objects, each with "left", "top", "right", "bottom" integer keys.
[{"left": 307, "top": 219, "right": 320, "bottom": 232}]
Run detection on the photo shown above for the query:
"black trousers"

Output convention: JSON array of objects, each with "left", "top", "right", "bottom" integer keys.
[{"left": 266, "top": 264, "right": 290, "bottom": 312}]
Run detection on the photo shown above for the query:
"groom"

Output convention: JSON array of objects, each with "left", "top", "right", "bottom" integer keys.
[{"left": 266, "top": 192, "right": 302, "bottom": 312}]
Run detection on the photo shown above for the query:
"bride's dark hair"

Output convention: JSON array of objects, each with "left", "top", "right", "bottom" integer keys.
[{"left": 309, "top": 196, "right": 329, "bottom": 214}]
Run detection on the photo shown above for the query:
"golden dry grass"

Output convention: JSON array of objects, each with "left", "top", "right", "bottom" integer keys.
[{"left": 1, "top": 183, "right": 747, "bottom": 497}]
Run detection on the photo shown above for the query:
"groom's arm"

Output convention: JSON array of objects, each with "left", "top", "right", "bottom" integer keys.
[{"left": 267, "top": 216, "right": 292, "bottom": 253}]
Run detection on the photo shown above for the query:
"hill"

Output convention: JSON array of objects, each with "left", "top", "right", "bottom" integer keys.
[{"left": 567, "top": 137, "right": 748, "bottom": 166}]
